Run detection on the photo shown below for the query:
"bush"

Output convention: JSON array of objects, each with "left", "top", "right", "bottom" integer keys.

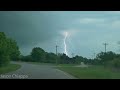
[
  {"left": 0, "top": 54, "right": 10, "bottom": 67},
  {"left": 112, "top": 58, "right": 120, "bottom": 68},
  {"left": 21, "top": 55, "right": 33, "bottom": 62},
  {"left": 106, "top": 58, "right": 120, "bottom": 68}
]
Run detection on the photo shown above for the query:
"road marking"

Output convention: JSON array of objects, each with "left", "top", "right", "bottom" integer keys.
[{"left": 55, "top": 69, "right": 76, "bottom": 79}]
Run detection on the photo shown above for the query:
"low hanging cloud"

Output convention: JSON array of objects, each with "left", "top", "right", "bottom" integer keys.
[
  {"left": 106, "top": 11, "right": 120, "bottom": 14},
  {"left": 111, "top": 20, "right": 120, "bottom": 29},
  {"left": 78, "top": 17, "right": 120, "bottom": 30},
  {"left": 79, "top": 18, "right": 105, "bottom": 24}
]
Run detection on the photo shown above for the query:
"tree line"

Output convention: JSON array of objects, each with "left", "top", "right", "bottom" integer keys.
[
  {"left": 20, "top": 47, "right": 120, "bottom": 69},
  {"left": 20, "top": 47, "right": 120, "bottom": 68},
  {"left": 20, "top": 47, "right": 89, "bottom": 64},
  {"left": 1, "top": 32, "right": 120, "bottom": 68}
]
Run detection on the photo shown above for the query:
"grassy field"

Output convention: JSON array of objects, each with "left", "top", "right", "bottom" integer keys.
[
  {"left": 0, "top": 64, "right": 21, "bottom": 74},
  {"left": 57, "top": 65, "right": 120, "bottom": 79}
]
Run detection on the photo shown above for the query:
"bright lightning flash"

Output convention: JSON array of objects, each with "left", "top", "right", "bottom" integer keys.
[{"left": 64, "top": 32, "right": 68, "bottom": 56}]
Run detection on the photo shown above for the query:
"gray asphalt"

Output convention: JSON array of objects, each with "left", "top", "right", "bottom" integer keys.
[{"left": 0, "top": 62, "right": 76, "bottom": 79}]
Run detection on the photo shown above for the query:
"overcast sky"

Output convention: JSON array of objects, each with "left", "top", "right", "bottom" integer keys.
[{"left": 0, "top": 11, "right": 120, "bottom": 58}]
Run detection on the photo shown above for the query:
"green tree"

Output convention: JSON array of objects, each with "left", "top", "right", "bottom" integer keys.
[
  {"left": 31, "top": 47, "right": 46, "bottom": 62},
  {"left": 0, "top": 32, "right": 10, "bottom": 66},
  {"left": 59, "top": 53, "right": 70, "bottom": 64},
  {"left": 20, "top": 55, "right": 33, "bottom": 62},
  {"left": 0, "top": 32, "right": 20, "bottom": 67},
  {"left": 46, "top": 52, "right": 57, "bottom": 63},
  {"left": 8, "top": 39, "right": 20, "bottom": 61},
  {"left": 96, "top": 51, "right": 116, "bottom": 62}
]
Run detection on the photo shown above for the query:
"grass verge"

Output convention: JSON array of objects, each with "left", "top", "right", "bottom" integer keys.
[
  {"left": 0, "top": 64, "right": 21, "bottom": 74},
  {"left": 57, "top": 65, "right": 120, "bottom": 79}
]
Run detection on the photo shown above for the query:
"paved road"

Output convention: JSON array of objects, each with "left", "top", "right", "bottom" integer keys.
[{"left": 0, "top": 62, "right": 76, "bottom": 79}]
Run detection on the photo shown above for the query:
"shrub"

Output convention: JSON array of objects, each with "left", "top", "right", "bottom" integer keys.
[
  {"left": 107, "top": 58, "right": 120, "bottom": 68},
  {"left": 0, "top": 54, "right": 10, "bottom": 67}
]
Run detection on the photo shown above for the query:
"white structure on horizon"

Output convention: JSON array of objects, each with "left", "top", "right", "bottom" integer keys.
[{"left": 75, "top": 62, "right": 88, "bottom": 67}]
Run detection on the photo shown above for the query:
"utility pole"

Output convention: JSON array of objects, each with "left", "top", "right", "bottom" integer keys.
[
  {"left": 56, "top": 45, "right": 58, "bottom": 55},
  {"left": 103, "top": 43, "right": 108, "bottom": 53},
  {"left": 56, "top": 45, "right": 58, "bottom": 64}
]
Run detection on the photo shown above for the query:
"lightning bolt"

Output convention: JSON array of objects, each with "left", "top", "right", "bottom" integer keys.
[{"left": 64, "top": 32, "right": 68, "bottom": 56}]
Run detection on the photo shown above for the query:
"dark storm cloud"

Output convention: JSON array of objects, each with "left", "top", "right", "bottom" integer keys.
[
  {"left": 0, "top": 11, "right": 61, "bottom": 48},
  {"left": 1, "top": 11, "right": 119, "bottom": 57}
]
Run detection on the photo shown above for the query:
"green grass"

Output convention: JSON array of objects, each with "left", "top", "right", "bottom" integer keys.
[
  {"left": 57, "top": 65, "right": 120, "bottom": 79},
  {"left": 0, "top": 64, "right": 21, "bottom": 74}
]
